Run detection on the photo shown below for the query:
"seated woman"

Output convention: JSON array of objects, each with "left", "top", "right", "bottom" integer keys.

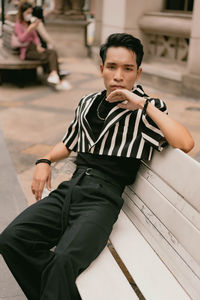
[{"left": 14, "top": 1, "right": 71, "bottom": 90}]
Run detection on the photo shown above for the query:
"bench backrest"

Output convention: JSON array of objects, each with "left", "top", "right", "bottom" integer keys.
[{"left": 119, "top": 146, "right": 200, "bottom": 299}]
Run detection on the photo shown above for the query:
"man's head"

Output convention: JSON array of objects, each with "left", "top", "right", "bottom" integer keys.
[
  {"left": 99, "top": 33, "right": 144, "bottom": 96},
  {"left": 100, "top": 33, "right": 144, "bottom": 68}
]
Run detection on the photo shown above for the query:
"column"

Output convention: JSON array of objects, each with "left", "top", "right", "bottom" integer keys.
[
  {"left": 93, "top": 0, "right": 103, "bottom": 45},
  {"left": 101, "top": 0, "right": 126, "bottom": 42},
  {"left": 100, "top": 0, "right": 163, "bottom": 43},
  {"left": 187, "top": 0, "right": 200, "bottom": 76}
]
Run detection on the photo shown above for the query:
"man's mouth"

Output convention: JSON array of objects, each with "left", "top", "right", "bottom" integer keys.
[{"left": 110, "top": 85, "right": 124, "bottom": 90}]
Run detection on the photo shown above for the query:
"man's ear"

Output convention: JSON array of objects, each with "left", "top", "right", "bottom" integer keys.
[
  {"left": 100, "top": 64, "right": 104, "bottom": 75},
  {"left": 136, "top": 67, "right": 142, "bottom": 81}
]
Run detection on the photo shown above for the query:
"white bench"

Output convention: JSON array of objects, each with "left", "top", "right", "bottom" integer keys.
[{"left": 76, "top": 146, "right": 200, "bottom": 300}]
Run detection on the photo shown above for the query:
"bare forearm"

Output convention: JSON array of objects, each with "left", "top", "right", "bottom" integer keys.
[
  {"left": 107, "top": 89, "right": 194, "bottom": 153},
  {"left": 43, "top": 142, "right": 71, "bottom": 162},
  {"left": 145, "top": 103, "right": 194, "bottom": 153}
]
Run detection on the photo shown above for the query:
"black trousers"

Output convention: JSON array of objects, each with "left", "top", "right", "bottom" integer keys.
[{"left": 0, "top": 167, "right": 124, "bottom": 300}]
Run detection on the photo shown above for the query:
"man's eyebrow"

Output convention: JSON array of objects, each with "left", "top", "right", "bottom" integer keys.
[
  {"left": 106, "top": 62, "right": 116, "bottom": 65},
  {"left": 124, "top": 64, "right": 135, "bottom": 67},
  {"left": 106, "top": 62, "right": 135, "bottom": 67}
]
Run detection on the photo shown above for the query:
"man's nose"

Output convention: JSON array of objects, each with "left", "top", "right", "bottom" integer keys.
[{"left": 114, "top": 68, "right": 123, "bottom": 81}]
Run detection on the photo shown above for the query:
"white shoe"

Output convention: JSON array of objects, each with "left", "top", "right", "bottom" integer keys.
[
  {"left": 47, "top": 73, "right": 60, "bottom": 85},
  {"left": 55, "top": 80, "right": 72, "bottom": 91}
]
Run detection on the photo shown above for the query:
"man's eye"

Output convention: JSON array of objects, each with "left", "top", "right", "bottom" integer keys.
[
  {"left": 108, "top": 65, "right": 115, "bottom": 69},
  {"left": 125, "top": 67, "right": 132, "bottom": 71}
]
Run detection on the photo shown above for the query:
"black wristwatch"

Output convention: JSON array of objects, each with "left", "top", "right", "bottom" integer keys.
[
  {"left": 143, "top": 98, "right": 150, "bottom": 115},
  {"left": 35, "top": 159, "right": 51, "bottom": 166}
]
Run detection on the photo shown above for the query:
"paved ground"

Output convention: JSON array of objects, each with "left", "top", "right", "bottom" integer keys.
[
  {"left": 0, "top": 127, "right": 27, "bottom": 300},
  {"left": 0, "top": 54, "right": 200, "bottom": 299}
]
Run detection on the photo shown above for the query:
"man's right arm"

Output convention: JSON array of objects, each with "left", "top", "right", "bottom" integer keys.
[{"left": 31, "top": 142, "right": 71, "bottom": 201}]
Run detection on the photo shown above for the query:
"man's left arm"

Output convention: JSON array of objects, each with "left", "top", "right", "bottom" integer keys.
[
  {"left": 141, "top": 99, "right": 194, "bottom": 153},
  {"left": 107, "top": 89, "right": 194, "bottom": 153}
]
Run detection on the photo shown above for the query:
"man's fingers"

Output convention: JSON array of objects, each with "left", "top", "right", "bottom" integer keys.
[
  {"left": 117, "top": 102, "right": 127, "bottom": 109},
  {"left": 32, "top": 179, "right": 45, "bottom": 201},
  {"left": 46, "top": 174, "right": 51, "bottom": 191},
  {"left": 31, "top": 164, "right": 51, "bottom": 201},
  {"left": 31, "top": 179, "right": 38, "bottom": 195},
  {"left": 37, "top": 181, "right": 45, "bottom": 201},
  {"left": 107, "top": 90, "right": 127, "bottom": 102},
  {"left": 31, "top": 183, "right": 35, "bottom": 195}
]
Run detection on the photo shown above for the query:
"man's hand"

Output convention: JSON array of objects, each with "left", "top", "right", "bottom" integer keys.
[
  {"left": 31, "top": 163, "right": 51, "bottom": 201},
  {"left": 31, "top": 142, "right": 71, "bottom": 201},
  {"left": 106, "top": 89, "right": 145, "bottom": 111}
]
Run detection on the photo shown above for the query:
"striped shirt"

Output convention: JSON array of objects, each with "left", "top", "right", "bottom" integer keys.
[{"left": 62, "top": 85, "right": 168, "bottom": 161}]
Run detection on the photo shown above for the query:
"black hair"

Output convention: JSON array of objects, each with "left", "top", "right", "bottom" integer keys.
[
  {"left": 99, "top": 33, "right": 144, "bottom": 68},
  {"left": 20, "top": 1, "right": 32, "bottom": 12},
  {"left": 33, "top": 6, "right": 45, "bottom": 23}
]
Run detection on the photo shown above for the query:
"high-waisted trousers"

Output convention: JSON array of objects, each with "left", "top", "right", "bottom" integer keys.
[{"left": 0, "top": 167, "right": 124, "bottom": 300}]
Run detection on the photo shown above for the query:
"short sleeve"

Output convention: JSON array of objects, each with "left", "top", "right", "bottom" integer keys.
[
  {"left": 141, "top": 98, "right": 168, "bottom": 152},
  {"left": 62, "top": 101, "right": 82, "bottom": 152}
]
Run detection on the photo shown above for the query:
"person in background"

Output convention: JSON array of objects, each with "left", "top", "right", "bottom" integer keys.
[
  {"left": 14, "top": 1, "right": 71, "bottom": 90},
  {"left": 5, "top": 0, "right": 55, "bottom": 48},
  {"left": 31, "top": 4, "right": 70, "bottom": 78},
  {"left": 4, "top": 0, "right": 20, "bottom": 21}
]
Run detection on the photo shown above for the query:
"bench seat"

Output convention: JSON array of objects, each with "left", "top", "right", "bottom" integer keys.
[
  {"left": 77, "top": 146, "right": 200, "bottom": 300},
  {"left": 0, "top": 43, "right": 43, "bottom": 70},
  {"left": 77, "top": 236, "right": 139, "bottom": 300},
  {"left": 77, "top": 210, "right": 190, "bottom": 300}
]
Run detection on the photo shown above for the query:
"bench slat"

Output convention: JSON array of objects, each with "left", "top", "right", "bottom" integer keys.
[
  {"left": 147, "top": 147, "right": 200, "bottom": 212},
  {"left": 123, "top": 195, "right": 200, "bottom": 299},
  {"left": 128, "top": 173, "right": 200, "bottom": 267},
  {"left": 110, "top": 211, "right": 191, "bottom": 300},
  {"left": 139, "top": 163, "right": 200, "bottom": 231},
  {"left": 76, "top": 245, "right": 139, "bottom": 300},
  {"left": 123, "top": 189, "right": 200, "bottom": 278}
]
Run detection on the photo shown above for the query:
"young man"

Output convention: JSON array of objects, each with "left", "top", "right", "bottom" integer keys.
[{"left": 0, "top": 33, "right": 194, "bottom": 300}]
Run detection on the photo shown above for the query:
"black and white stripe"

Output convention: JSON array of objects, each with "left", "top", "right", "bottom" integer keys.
[{"left": 62, "top": 85, "right": 168, "bottom": 161}]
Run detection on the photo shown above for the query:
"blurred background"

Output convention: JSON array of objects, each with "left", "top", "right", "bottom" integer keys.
[{"left": 1, "top": 0, "right": 200, "bottom": 97}]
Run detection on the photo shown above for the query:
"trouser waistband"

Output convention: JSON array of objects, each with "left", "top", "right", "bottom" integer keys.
[{"left": 74, "top": 166, "right": 124, "bottom": 193}]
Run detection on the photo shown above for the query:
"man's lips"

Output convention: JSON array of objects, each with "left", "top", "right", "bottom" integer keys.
[{"left": 110, "top": 85, "right": 124, "bottom": 89}]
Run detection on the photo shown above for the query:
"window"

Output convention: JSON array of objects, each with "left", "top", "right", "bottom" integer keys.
[{"left": 165, "top": 0, "right": 194, "bottom": 12}]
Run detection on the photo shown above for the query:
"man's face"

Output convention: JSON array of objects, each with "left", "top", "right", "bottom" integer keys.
[{"left": 100, "top": 46, "right": 142, "bottom": 96}]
